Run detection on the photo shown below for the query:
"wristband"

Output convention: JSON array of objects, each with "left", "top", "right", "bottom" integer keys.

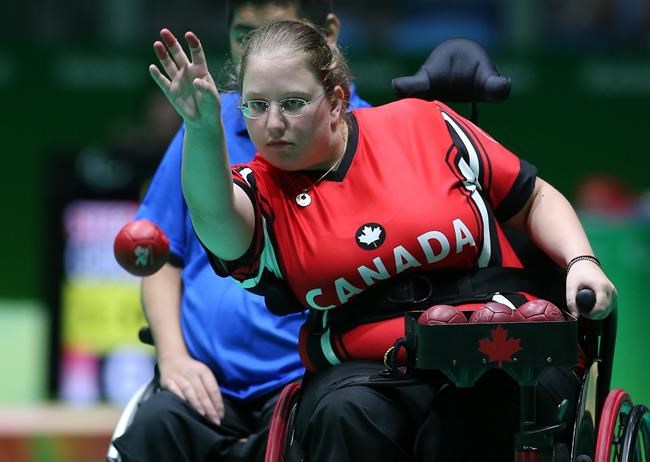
[{"left": 566, "top": 255, "right": 601, "bottom": 274}]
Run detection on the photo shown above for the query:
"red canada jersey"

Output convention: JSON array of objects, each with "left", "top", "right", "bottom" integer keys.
[{"left": 210, "top": 99, "right": 538, "bottom": 371}]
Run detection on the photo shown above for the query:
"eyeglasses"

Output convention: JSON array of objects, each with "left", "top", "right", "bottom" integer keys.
[{"left": 239, "top": 92, "right": 325, "bottom": 119}]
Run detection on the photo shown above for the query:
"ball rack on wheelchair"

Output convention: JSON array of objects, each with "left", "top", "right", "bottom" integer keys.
[{"left": 387, "top": 288, "right": 649, "bottom": 461}]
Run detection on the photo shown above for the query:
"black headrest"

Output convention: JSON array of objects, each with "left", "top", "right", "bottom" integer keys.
[{"left": 392, "top": 38, "right": 511, "bottom": 103}]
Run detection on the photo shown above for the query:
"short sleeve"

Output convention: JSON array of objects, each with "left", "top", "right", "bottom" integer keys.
[
  {"left": 436, "top": 102, "right": 537, "bottom": 222},
  {"left": 203, "top": 164, "right": 282, "bottom": 295}
]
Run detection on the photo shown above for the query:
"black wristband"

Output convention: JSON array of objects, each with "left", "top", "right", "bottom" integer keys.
[{"left": 566, "top": 255, "right": 601, "bottom": 274}]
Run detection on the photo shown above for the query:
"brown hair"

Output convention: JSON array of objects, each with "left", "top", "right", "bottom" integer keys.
[{"left": 238, "top": 20, "right": 351, "bottom": 112}]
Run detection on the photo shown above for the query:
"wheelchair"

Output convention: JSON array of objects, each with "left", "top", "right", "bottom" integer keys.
[
  {"left": 106, "top": 329, "right": 158, "bottom": 462},
  {"left": 262, "top": 40, "right": 650, "bottom": 462},
  {"left": 264, "top": 289, "right": 650, "bottom": 462}
]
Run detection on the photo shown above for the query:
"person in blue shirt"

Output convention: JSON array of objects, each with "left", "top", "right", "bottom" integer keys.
[{"left": 113, "top": 2, "right": 370, "bottom": 462}]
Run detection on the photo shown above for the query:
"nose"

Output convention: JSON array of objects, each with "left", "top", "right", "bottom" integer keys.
[{"left": 265, "top": 104, "right": 287, "bottom": 136}]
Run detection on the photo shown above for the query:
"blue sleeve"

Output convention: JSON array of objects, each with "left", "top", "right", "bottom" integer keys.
[
  {"left": 135, "top": 125, "right": 188, "bottom": 265},
  {"left": 349, "top": 82, "right": 372, "bottom": 110}
]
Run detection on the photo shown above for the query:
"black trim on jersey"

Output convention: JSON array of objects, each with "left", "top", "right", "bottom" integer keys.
[
  {"left": 445, "top": 146, "right": 485, "bottom": 241},
  {"left": 443, "top": 118, "right": 487, "bottom": 189},
  {"left": 444, "top": 136, "right": 503, "bottom": 267},
  {"left": 494, "top": 159, "right": 538, "bottom": 222},
  {"left": 202, "top": 174, "right": 267, "bottom": 286},
  {"left": 301, "top": 114, "right": 359, "bottom": 183}
]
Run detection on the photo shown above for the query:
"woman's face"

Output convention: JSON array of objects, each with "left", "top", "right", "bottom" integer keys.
[{"left": 241, "top": 52, "right": 342, "bottom": 171}]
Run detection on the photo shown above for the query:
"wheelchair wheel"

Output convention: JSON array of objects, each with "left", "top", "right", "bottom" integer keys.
[
  {"left": 265, "top": 382, "right": 301, "bottom": 462},
  {"left": 106, "top": 376, "right": 158, "bottom": 462},
  {"left": 621, "top": 405, "right": 650, "bottom": 461},
  {"left": 595, "top": 389, "right": 633, "bottom": 462},
  {"left": 573, "top": 362, "right": 599, "bottom": 460}
]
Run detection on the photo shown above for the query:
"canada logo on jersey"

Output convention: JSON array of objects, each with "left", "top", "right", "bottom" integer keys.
[{"left": 355, "top": 223, "right": 386, "bottom": 250}]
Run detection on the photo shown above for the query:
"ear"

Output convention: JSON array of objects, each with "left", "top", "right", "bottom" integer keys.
[
  {"left": 330, "top": 85, "right": 345, "bottom": 126},
  {"left": 322, "top": 13, "right": 341, "bottom": 45}
]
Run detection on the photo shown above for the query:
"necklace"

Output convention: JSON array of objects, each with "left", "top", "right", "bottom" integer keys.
[
  {"left": 295, "top": 154, "right": 343, "bottom": 207},
  {"left": 295, "top": 123, "right": 348, "bottom": 208}
]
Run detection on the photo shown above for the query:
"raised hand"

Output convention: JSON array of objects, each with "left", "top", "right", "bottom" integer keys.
[{"left": 149, "top": 29, "right": 221, "bottom": 129}]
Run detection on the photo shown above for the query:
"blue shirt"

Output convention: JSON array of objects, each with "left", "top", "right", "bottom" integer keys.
[{"left": 136, "top": 86, "right": 370, "bottom": 401}]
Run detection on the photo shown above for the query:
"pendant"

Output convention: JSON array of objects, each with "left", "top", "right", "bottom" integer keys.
[{"left": 296, "top": 192, "right": 312, "bottom": 207}]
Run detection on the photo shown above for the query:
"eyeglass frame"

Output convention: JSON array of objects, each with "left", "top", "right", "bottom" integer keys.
[{"left": 239, "top": 92, "right": 326, "bottom": 119}]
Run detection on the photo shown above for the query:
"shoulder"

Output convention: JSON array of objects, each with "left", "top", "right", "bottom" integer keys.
[
  {"left": 352, "top": 98, "right": 448, "bottom": 132},
  {"left": 233, "top": 155, "right": 275, "bottom": 188},
  {"left": 354, "top": 98, "right": 444, "bottom": 117}
]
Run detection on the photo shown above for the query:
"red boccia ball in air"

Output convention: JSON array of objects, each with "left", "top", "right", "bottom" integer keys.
[
  {"left": 513, "top": 299, "right": 565, "bottom": 322},
  {"left": 468, "top": 302, "right": 517, "bottom": 323},
  {"left": 418, "top": 304, "right": 468, "bottom": 325},
  {"left": 114, "top": 220, "right": 170, "bottom": 277}
]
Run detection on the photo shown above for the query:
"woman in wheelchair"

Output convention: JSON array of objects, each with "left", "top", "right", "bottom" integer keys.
[{"left": 149, "top": 20, "right": 617, "bottom": 461}]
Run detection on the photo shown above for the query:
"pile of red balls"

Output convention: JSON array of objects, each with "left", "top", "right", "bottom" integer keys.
[{"left": 417, "top": 299, "right": 565, "bottom": 325}]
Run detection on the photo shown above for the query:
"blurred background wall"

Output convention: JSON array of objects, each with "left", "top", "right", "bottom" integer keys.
[{"left": 0, "top": 0, "right": 648, "bottom": 458}]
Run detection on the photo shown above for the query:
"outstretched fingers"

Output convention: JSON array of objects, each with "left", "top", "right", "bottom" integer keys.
[
  {"left": 148, "top": 64, "right": 171, "bottom": 94},
  {"left": 160, "top": 28, "right": 190, "bottom": 70},
  {"left": 185, "top": 31, "right": 208, "bottom": 68},
  {"left": 153, "top": 40, "right": 180, "bottom": 80}
]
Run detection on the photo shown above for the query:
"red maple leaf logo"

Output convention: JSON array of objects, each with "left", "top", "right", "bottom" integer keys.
[{"left": 478, "top": 325, "right": 521, "bottom": 367}]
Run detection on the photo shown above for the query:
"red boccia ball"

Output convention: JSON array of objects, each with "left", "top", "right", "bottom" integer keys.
[
  {"left": 468, "top": 302, "right": 516, "bottom": 323},
  {"left": 417, "top": 304, "right": 468, "bottom": 325},
  {"left": 114, "top": 220, "right": 170, "bottom": 276},
  {"left": 513, "top": 299, "right": 565, "bottom": 322}
]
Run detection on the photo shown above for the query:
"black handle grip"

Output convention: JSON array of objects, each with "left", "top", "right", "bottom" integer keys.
[
  {"left": 576, "top": 288, "right": 596, "bottom": 313},
  {"left": 138, "top": 327, "right": 154, "bottom": 346}
]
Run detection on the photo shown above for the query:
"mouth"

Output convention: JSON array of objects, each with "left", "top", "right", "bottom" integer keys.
[{"left": 266, "top": 140, "right": 292, "bottom": 147}]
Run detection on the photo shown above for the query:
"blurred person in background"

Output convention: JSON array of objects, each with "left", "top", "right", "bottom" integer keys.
[
  {"left": 112, "top": 2, "right": 370, "bottom": 462},
  {"left": 110, "top": 90, "right": 183, "bottom": 159},
  {"left": 576, "top": 173, "right": 638, "bottom": 217}
]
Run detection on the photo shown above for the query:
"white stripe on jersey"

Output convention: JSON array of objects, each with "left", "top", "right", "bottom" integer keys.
[
  {"left": 238, "top": 216, "right": 282, "bottom": 289},
  {"left": 320, "top": 312, "right": 341, "bottom": 366},
  {"left": 441, "top": 112, "right": 492, "bottom": 268}
]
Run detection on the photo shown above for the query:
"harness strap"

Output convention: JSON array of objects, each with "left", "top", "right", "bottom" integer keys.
[{"left": 323, "top": 267, "right": 538, "bottom": 332}]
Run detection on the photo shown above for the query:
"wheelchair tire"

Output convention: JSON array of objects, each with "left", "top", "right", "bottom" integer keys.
[
  {"left": 595, "top": 389, "right": 633, "bottom": 462},
  {"left": 265, "top": 382, "right": 302, "bottom": 462},
  {"left": 106, "top": 377, "right": 158, "bottom": 462},
  {"left": 573, "top": 362, "right": 599, "bottom": 460},
  {"left": 621, "top": 404, "right": 650, "bottom": 461}
]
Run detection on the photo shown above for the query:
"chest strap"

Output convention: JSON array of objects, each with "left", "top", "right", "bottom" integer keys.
[{"left": 322, "top": 267, "right": 549, "bottom": 332}]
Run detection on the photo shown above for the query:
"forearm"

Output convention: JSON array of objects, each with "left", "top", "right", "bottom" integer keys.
[
  {"left": 181, "top": 125, "right": 233, "bottom": 226},
  {"left": 141, "top": 263, "right": 187, "bottom": 361},
  {"left": 181, "top": 125, "right": 254, "bottom": 260}
]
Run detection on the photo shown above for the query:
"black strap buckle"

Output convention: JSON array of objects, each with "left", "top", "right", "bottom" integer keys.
[{"left": 384, "top": 274, "right": 434, "bottom": 305}]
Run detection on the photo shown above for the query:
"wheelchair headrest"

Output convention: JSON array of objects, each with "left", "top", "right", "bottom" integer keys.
[{"left": 392, "top": 38, "right": 511, "bottom": 103}]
